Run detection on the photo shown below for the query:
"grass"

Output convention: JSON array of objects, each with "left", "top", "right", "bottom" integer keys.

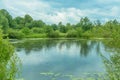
[{"left": 25, "top": 33, "right": 47, "bottom": 38}]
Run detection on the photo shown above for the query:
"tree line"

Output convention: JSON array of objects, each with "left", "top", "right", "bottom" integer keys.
[{"left": 0, "top": 9, "right": 120, "bottom": 39}]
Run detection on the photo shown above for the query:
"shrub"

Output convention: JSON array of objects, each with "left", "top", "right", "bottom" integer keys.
[
  {"left": 76, "top": 27, "right": 83, "bottom": 37},
  {"left": 66, "top": 29, "right": 78, "bottom": 38},
  {"left": 47, "top": 30, "right": 60, "bottom": 38},
  {"left": 26, "top": 33, "right": 47, "bottom": 38},
  {"left": 0, "top": 29, "right": 19, "bottom": 80},
  {"left": 32, "top": 28, "right": 45, "bottom": 33},
  {"left": 21, "top": 27, "right": 31, "bottom": 35},
  {"left": 8, "top": 29, "right": 25, "bottom": 39},
  {"left": 82, "top": 31, "right": 93, "bottom": 39}
]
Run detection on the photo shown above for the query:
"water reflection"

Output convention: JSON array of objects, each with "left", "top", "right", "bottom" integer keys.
[
  {"left": 13, "top": 39, "right": 109, "bottom": 80},
  {"left": 14, "top": 39, "right": 102, "bottom": 57},
  {"left": 11, "top": 39, "right": 120, "bottom": 80},
  {"left": 101, "top": 39, "right": 120, "bottom": 80}
]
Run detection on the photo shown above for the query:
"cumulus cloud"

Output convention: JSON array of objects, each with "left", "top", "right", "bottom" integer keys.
[
  {"left": 0, "top": 0, "right": 120, "bottom": 24},
  {"left": 40, "top": 8, "right": 86, "bottom": 24}
]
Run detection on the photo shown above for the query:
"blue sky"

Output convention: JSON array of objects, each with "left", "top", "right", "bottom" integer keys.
[{"left": 0, "top": 0, "right": 120, "bottom": 24}]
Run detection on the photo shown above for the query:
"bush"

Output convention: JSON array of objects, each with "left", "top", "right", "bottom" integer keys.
[
  {"left": 26, "top": 33, "right": 47, "bottom": 38},
  {"left": 32, "top": 28, "right": 45, "bottom": 33},
  {"left": 0, "top": 29, "right": 19, "bottom": 80},
  {"left": 21, "top": 27, "right": 31, "bottom": 35},
  {"left": 47, "top": 30, "right": 60, "bottom": 38},
  {"left": 8, "top": 29, "right": 25, "bottom": 39},
  {"left": 66, "top": 29, "right": 78, "bottom": 38},
  {"left": 76, "top": 27, "right": 83, "bottom": 37},
  {"left": 82, "top": 31, "right": 93, "bottom": 39}
]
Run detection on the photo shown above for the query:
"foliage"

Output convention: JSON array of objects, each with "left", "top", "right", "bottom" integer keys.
[
  {"left": 0, "top": 29, "right": 20, "bottom": 80},
  {"left": 21, "top": 27, "right": 31, "bottom": 35},
  {"left": 66, "top": 29, "right": 78, "bottom": 38},
  {"left": 31, "top": 27, "right": 45, "bottom": 34},
  {"left": 25, "top": 33, "right": 47, "bottom": 38},
  {"left": 101, "top": 39, "right": 120, "bottom": 80},
  {"left": 0, "top": 9, "right": 120, "bottom": 39},
  {"left": 8, "top": 29, "right": 25, "bottom": 39},
  {"left": 76, "top": 27, "right": 83, "bottom": 37},
  {"left": 82, "top": 31, "right": 94, "bottom": 39},
  {"left": 47, "top": 30, "right": 60, "bottom": 38}
]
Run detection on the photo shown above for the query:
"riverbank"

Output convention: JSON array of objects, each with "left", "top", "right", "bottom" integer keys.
[{"left": 9, "top": 37, "right": 112, "bottom": 44}]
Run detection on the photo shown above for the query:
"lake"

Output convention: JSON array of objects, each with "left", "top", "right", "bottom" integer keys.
[{"left": 13, "top": 39, "right": 112, "bottom": 80}]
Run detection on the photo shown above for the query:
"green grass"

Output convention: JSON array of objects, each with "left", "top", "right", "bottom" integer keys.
[{"left": 25, "top": 33, "right": 47, "bottom": 38}]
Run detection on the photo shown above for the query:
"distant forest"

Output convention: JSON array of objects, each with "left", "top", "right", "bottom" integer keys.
[{"left": 0, "top": 9, "right": 120, "bottom": 39}]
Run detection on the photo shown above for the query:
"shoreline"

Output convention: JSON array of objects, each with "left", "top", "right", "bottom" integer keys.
[{"left": 9, "top": 37, "right": 112, "bottom": 42}]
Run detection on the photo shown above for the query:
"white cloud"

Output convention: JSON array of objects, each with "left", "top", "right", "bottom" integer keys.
[
  {"left": 111, "top": 6, "right": 120, "bottom": 16},
  {"left": 41, "top": 8, "right": 86, "bottom": 24},
  {"left": 0, "top": 0, "right": 88, "bottom": 24},
  {"left": 1, "top": 0, "right": 120, "bottom": 24}
]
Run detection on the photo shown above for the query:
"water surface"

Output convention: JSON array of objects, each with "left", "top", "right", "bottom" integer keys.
[{"left": 13, "top": 39, "right": 110, "bottom": 80}]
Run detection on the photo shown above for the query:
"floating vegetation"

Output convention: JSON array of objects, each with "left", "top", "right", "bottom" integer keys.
[
  {"left": 15, "top": 78, "right": 24, "bottom": 80},
  {"left": 40, "top": 72, "right": 54, "bottom": 76},
  {"left": 40, "top": 72, "right": 106, "bottom": 80}
]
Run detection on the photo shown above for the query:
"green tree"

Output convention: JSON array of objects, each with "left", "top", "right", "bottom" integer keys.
[
  {"left": 32, "top": 27, "right": 45, "bottom": 33},
  {"left": 66, "top": 23, "right": 73, "bottom": 32},
  {"left": 0, "top": 16, "right": 9, "bottom": 33},
  {"left": 66, "top": 29, "right": 78, "bottom": 38},
  {"left": 0, "top": 9, "right": 12, "bottom": 27},
  {"left": 94, "top": 20, "right": 101, "bottom": 27},
  {"left": 76, "top": 17, "right": 93, "bottom": 31},
  {"left": 8, "top": 29, "right": 25, "bottom": 39},
  {"left": 47, "top": 30, "right": 60, "bottom": 38},
  {"left": 0, "top": 29, "right": 20, "bottom": 80},
  {"left": 58, "top": 22, "right": 67, "bottom": 33},
  {"left": 76, "top": 27, "right": 83, "bottom": 37},
  {"left": 24, "top": 14, "right": 33, "bottom": 23},
  {"left": 51, "top": 24, "right": 58, "bottom": 31},
  {"left": 14, "top": 16, "right": 25, "bottom": 29},
  {"left": 0, "top": 9, "right": 10, "bottom": 33},
  {"left": 21, "top": 27, "right": 31, "bottom": 35},
  {"left": 30, "top": 20, "right": 45, "bottom": 28},
  {"left": 44, "top": 25, "right": 53, "bottom": 33}
]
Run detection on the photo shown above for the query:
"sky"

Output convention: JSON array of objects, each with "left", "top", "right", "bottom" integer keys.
[{"left": 0, "top": 0, "right": 120, "bottom": 24}]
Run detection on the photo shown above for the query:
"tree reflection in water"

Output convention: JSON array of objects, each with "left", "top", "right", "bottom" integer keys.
[
  {"left": 101, "top": 39, "right": 120, "bottom": 80},
  {"left": 14, "top": 39, "right": 112, "bottom": 80},
  {"left": 12, "top": 39, "right": 120, "bottom": 79},
  {"left": 14, "top": 39, "right": 102, "bottom": 57}
]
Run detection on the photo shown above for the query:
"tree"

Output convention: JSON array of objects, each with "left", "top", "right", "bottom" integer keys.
[
  {"left": 30, "top": 20, "right": 45, "bottom": 28},
  {"left": 47, "top": 30, "right": 60, "bottom": 38},
  {"left": 0, "top": 13, "right": 9, "bottom": 33},
  {"left": 21, "top": 27, "right": 31, "bottom": 35},
  {"left": 66, "top": 23, "right": 73, "bottom": 32},
  {"left": 0, "top": 9, "right": 12, "bottom": 27},
  {"left": 58, "top": 22, "right": 67, "bottom": 33},
  {"left": 94, "top": 20, "right": 101, "bottom": 27},
  {"left": 51, "top": 24, "right": 58, "bottom": 31},
  {"left": 66, "top": 29, "right": 78, "bottom": 37},
  {"left": 44, "top": 25, "right": 53, "bottom": 33},
  {"left": 32, "top": 27, "right": 45, "bottom": 33},
  {"left": 78, "top": 17, "right": 93, "bottom": 31},
  {"left": 8, "top": 29, "right": 25, "bottom": 39},
  {"left": 14, "top": 16, "right": 25, "bottom": 29},
  {"left": 76, "top": 27, "right": 83, "bottom": 37},
  {"left": 24, "top": 14, "right": 33, "bottom": 23}
]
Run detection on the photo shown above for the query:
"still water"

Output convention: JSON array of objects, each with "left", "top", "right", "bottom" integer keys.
[{"left": 13, "top": 39, "right": 111, "bottom": 80}]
